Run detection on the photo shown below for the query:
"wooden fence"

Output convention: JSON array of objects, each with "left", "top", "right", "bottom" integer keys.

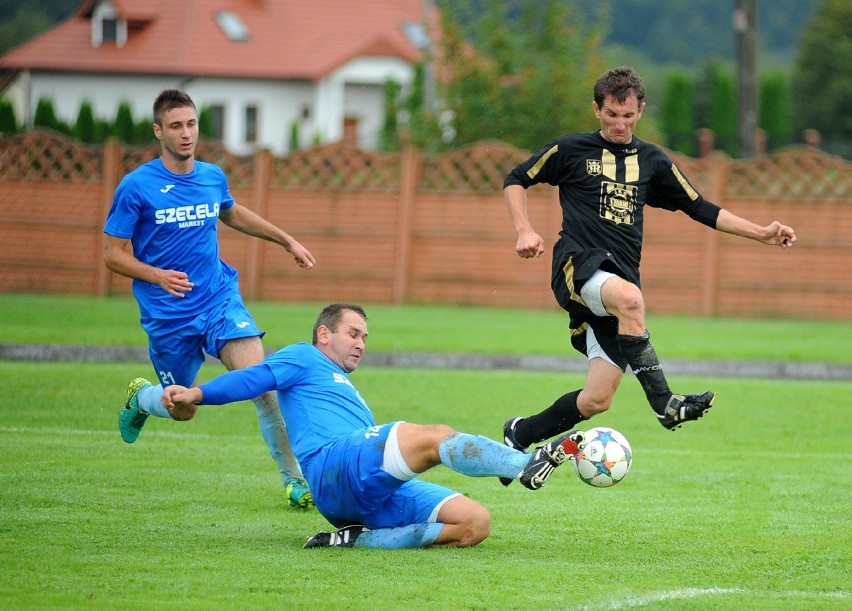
[{"left": 1, "top": 130, "right": 850, "bottom": 320}]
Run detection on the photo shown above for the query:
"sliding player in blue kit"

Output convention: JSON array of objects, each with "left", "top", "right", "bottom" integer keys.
[
  {"left": 103, "top": 89, "right": 316, "bottom": 508},
  {"left": 162, "top": 303, "right": 586, "bottom": 549}
]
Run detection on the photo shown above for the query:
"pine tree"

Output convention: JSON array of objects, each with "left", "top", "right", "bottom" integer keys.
[
  {"left": 33, "top": 97, "right": 62, "bottom": 132},
  {"left": 289, "top": 121, "right": 300, "bottom": 152},
  {"left": 379, "top": 79, "right": 401, "bottom": 152},
  {"left": 112, "top": 101, "right": 135, "bottom": 143},
  {"left": 198, "top": 107, "right": 214, "bottom": 139},
  {"left": 660, "top": 70, "right": 696, "bottom": 155},
  {"left": 74, "top": 100, "right": 97, "bottom": 143},
  {"left": 0, "top": 98, "right": 18, "bottom": 134},
  {"left": 759, "top": 71, "right": 791, "bottom": 151}
]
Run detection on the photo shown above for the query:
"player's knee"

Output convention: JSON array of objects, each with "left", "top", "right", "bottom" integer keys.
[
  {"left": 457, "top": 506, "right": 491, "bottom": 547},
  {"left": 168, "top": 403, "right": 197, "bottom": 421},
  {"left": 607, "top": 282, "right": 645, "bottom": 323},
  {"left": 578, "top": 389, "right": 613, "bottom": 415}
]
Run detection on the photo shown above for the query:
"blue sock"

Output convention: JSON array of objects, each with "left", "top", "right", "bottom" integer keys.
[
  {"left": 137, "top": 383, "right": 171, "bottom": 418},
  {"left": 253, "top": 395, "right": 302, "bottom": 482},
  {"left": 438, "top": 432, "right": 527, "bottom": 479},
  {"left": 355, "top": 522, "right": 443, "bottom": 549}
]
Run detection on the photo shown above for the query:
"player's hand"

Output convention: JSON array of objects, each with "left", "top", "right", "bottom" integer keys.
[
  {"left": 763, "top": 221, "right": 797, "bottom": 248},
  {"left": 515, "top": 231, "right": 546, "bottom": 259},
  {"left": 161, "top": 385, "right": 200, "bottom": 420},
  {"left": 287, "top": 241, "right": 316, "bottom": 269},
  {"left": 157, "top": 269, "right": 194, "bottom": 297}
]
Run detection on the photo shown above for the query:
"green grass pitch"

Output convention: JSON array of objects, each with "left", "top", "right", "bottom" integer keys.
[
  {"left": 1, "top": 362, "right": 849, "bottom": 609},
  {"left": 0, "top": 295, "right": 849, "bottom": 608}
]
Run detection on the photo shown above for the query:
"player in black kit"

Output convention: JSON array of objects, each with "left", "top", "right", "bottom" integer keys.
[{"left": 500, "top": 67, "right": 796, "bottom": 468}]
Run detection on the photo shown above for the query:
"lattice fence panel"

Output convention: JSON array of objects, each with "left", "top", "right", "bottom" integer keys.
[
  {"left": 120, "top": 144, "right": 159, "bottom": 176},
  {"left": 419, "top": 140, "right": 530, "bottom": 194},
  {"left": 669, "top": 151, "right": 715, "bottom": 194},
  {"left": 0, "top": 129, "right": 102, "bottom": 182},
  {"left": 270, "top": 142, "right": 401, "bottom": 191},
  {"left": 196, "top": 140, "right": 254, "bottom": 190},
  {"left": 726, "top": 147, "right": 851, "bottom": 201},
  {"left": 118, "top": 139, "right": 254, "bottom": 189}
]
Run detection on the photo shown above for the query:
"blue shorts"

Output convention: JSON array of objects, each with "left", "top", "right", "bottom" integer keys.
[
  {"left": 304, "top": 422, "right": 458, "bottom": 530},
  {"left": 141, "top": 295, "right": 264, "bottom": 387}
]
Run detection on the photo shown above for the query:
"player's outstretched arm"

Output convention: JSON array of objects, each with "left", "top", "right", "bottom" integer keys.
[
  {"left": 162, "top": 385, "right": 202, "bottom": 410},
  {"left": 219, "top": 204, "right": 316, "bottom": 268},
  {"left": 715, "top": 209, "right": 797, "bottom": 249},
  {"left": 103, "top": 234, "right": 194, "bottom": 296}
]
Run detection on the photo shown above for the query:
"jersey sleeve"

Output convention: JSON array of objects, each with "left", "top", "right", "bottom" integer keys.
[
  {"left": 103, "top": 175, "right": 142, "bottom": 238},
  {"left": 214, "top": 164, "right": 236, "bottom": 212},
  {"left": 199, "top": 364, "right": 277, "bottom": 405},
  {"left": 504, "top": 137, "right": 571, "bottom": 189},
  {"left": 644, "top": 153, "right": 721, "bottom": 229}
]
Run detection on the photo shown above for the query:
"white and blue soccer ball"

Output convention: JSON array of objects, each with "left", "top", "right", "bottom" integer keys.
[{"left": 573, "top": 426, "right": 632, "bottom": 488}]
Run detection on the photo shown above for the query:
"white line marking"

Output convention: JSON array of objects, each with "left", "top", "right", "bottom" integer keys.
[
  {"left": 588, "top": 587, "right": 850, "bottom": 609},
  {"left": 0, "top": 425, "right": 254, "bottom": 441}
]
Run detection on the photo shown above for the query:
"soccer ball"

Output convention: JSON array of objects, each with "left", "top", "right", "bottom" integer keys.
[{"left": 573, "top": 427, "right": 632, "bottom": 488}]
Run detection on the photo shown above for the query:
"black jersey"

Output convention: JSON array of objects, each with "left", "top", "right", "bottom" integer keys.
[{"left": 505, "top": 131, "right": 721, "bottom": 288}]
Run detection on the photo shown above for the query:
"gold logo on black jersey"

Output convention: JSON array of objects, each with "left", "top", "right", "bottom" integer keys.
[
  {"left": 599, "top": 182, "right": 637, "bottom": 225},
  {"left": 586, "top": 159, "right": 602, "bottom": 176}
]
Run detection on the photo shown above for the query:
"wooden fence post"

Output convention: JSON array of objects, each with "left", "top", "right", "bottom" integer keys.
[
  {"left": 393, "top": 147, "right": 420, "bottom": 304},
  {"left": 96, "top": 139, "right": 122, "bottom": 296},
  {"left": 245, "top": 148, "right": 271, "bottom": 301},
  {"left": 698, "top": 151, "right": 729, "bottom": 316}
]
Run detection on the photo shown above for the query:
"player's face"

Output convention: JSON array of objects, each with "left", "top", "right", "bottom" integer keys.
[
  {"left": 320, "top": 310, "right": 368, "bottom": 373},
  {"left": 593, "top": 94, "right": 645, "bottom": 144},
  {"left": 153, "top": 105, "right": 199, "bottom": 163}
]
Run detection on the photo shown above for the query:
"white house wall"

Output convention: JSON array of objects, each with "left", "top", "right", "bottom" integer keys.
[{"left": 12, "top": 55, "right": 414, "bottom": 154}]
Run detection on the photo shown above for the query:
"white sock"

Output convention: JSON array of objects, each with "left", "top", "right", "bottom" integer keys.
[
  {"left": 137, "top": 383, "right": 172, "bottom": 419},
  {"left": 253, "top": 393, "right": 302, "bottom": 482}
]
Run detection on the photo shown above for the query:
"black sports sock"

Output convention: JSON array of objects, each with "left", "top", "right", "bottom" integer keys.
[
  {"left": 616, "top": 331, "right": 671, "bottom": 414},
  {"left": 515, "top": 390, "right": 586, "bottom": 447}
]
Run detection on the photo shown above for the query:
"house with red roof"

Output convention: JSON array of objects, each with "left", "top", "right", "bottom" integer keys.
[{"left": 0, "top": 0, "right": 435, "bottom": 153}]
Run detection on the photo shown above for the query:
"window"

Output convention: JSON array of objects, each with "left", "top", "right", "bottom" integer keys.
[
  {"left": 208, "top": 105, "right": 224, "bottom": 141},
  {"left": 245, "top": 105, "right": 257, "bottom": 143},
  {"left": 102, "top": 18, "right": 117, "bottom": 43},
  {"left": 91, "top": 2, "right": 127, "bottom": 47}
]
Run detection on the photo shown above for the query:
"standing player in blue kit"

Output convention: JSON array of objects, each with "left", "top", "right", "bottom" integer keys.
[{"left": 103, "top": 89, "right": 316, "bottom": 508}]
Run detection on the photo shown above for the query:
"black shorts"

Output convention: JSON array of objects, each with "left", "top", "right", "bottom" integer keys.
[{"left": 551, "top": 248, "right": 628, "bottom": 369}]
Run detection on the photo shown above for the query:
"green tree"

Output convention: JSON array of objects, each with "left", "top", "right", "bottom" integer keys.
[
  {"left": 134, "top": 116, "right": 154, "bottom": 144},
  {"left": 695, "top": 61, "right": 736, "bottom": 155},
  {"left": 379, "top": 79, "right": 401, "bottom": 152},
  {"left": 33, "top": 96, "right": 67, "bottom": 133},
  {"left": 437, "top": 0, "right": 606, "bottom": 151},
  {"left": 0, "top": 6, "right": 52, "bottom": 54},
  {"left": 112, "top": 101, "right": 135, "bottom": 143},
  {"left": 73, "top": 99, "right": 97, "bottom": 143},
  {"left": 790, "top": 0, "right": 852, "bottom": 157},
  {"left": 401, "top": 63, "right": 444, "bottom": 152},
  {"left": 758, "top": 71, "right": 791, "bottom": 151},
  {"left": 289, "top": 121, "right": 300, "bottom": 152},
  {"left": 198, "top": 107, "right": 214, "bottom": 139},
  {"left": 660, "top": 70, "right": 696, "bottom": 155},
  {"left": 0, "top": 98, "right": 18, "bottom": 134}
]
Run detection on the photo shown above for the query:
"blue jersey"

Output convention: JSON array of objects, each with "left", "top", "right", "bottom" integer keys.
[
  {"left": 103, "top": 158, "right": 238, "bottom": 318},
  {"left": 265, "top": 343, "right": 375, "bottom": 465}
]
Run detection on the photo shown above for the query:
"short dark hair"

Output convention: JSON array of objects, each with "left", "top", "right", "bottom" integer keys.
[
  {"left": 312, "top": 303, "right": 367, "bottom": 345},
  {"left": 153, "top": 89, "right": 196, "bottom": 126},
  {"left": 593, "top": 66, "right": 645, "bottom": 107}
]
